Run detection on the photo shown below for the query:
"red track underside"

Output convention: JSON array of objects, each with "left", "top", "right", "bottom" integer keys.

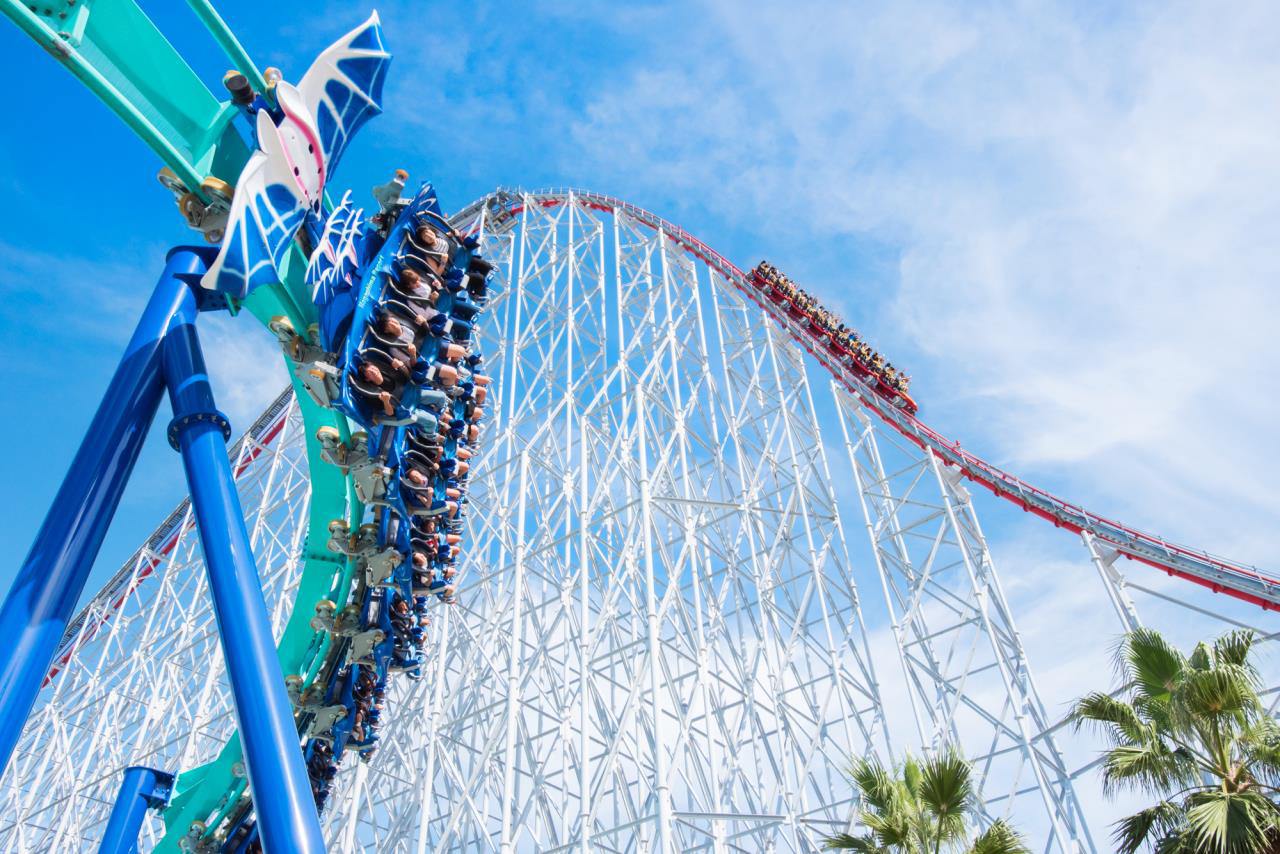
[{"left": 494, "top": 191, "right": 1276, "bottom": 611}]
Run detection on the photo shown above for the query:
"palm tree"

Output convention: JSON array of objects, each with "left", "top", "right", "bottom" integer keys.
[
  {"left": 1071, "top": 627, "right": 1280, "bottom": 853},
  {"left": 824, "top": 749, "right": 1029, "bottom": 853}
]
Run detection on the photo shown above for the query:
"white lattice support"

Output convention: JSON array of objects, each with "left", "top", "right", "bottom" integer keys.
[
  {"left": 1081, "top": 531, "right": 1143, "bottom": 633},
  {"left": 831, "top": 385, "right": 1093, "bottom": 854},
  {"left": 7, "top": 189, "right": 1280, "bottom": 853},
  {"left": 306, "top": 193, "right": 889, "bottom": 853}
]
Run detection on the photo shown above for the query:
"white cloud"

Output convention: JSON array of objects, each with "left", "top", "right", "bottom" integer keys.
[
  {"left": 542, "top": 5, "right": 1280, "bottom": 839},
  {"left": 562, "top": 0, "right": 1280, "bottom": 566},
  {"left": 198, "top": 312, "right": 291, "bottom": 430}
]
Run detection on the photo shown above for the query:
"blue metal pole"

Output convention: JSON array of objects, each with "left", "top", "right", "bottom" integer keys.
[
  {"left": 0, "top": 248, "right": 205, "bottom": 779},
  {"left": 160, "top": 297, "right": 325, "bottom": 853},
  {"left": 97, "top": 765, "right": 174, "bottom": 854}
]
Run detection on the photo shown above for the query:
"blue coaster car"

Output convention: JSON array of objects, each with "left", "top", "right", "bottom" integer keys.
[{"left": 285, "top": 180, "right": 494, "bottom": 810}]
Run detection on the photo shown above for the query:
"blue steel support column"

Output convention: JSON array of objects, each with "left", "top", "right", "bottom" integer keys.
[
  {"left": 0, "top": 248, "right": 205, "bottom": 780},
  {"left": 98, "top": 765, "right": 175, "bottom": 854},
  {"left": 160, "top": 294, "right": 325, "bottom": 853}
]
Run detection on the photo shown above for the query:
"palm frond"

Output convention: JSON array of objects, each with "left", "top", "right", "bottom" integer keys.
[
  {"left": 1071, "top": 692, "right": 1149, "bottom": 744},
  {"left": 1134, "top": 693, "right": 1175, "bottom": 733},
  {"left": 1111, "top": 801, "right": 1184, "bottom": 854},
  {"left": 902, "top": 756, "right": 922, "bottom": 803},
  {"left": 1183, "top": 788, "right": 1277, "bottom": 854},
  {"left": 862, "top": 810, "right": 914, "bottom": 847},
  {"left": 1102, "top": 743, "right": 1197, "bottom": 796},
  {"left": 919, "top": 750, "right": 973, "bottom": 831},
  {"left": 1242, "top": 718, "right": 1280, "bottom": 784},
  {"left": 1189, "top": 642, "right": 1212, "bottom": 672},
  {"left": 969, "top": 819, "right": 1031, "bottom": 854},
  {"left": 1152, "top": 828, "right": 1200, "bottom": 854},
  {"left": 822, "top": 832, "right": 883, "bottom": 852},
  {"left": 1212, "top": 630, "right": 1258, "bottom": 672},
  {"left": 1125, "top": 628, "right": 1186, "bottom": 703},
  {"left": 851, "top": 757, "right": 898, "bottom": 815},
  {"left": 1174, "top": 665, "right": 1260, "bottom": 722}
]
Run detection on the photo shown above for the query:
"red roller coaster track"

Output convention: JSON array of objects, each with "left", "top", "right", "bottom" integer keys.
[{"left": 458, "top": 187, "right": 1280, "bottom": 612}]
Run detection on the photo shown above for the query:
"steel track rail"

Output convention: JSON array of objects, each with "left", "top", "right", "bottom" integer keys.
[{"left": 455, "top": 187, "right": 1279, "bottom": 611}]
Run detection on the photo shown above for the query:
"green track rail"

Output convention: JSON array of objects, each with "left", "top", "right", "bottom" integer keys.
[{"left": 0, "top": 1, "right": 364, "bottom": 848}]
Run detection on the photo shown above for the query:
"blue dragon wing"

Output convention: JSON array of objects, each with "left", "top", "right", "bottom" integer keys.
[
  {"left": 298, "top": 12, "right": 391, "bottom": 178},
  {"left": 200, "top": 107, "right": 308, "bottom": 297},
  {"left": 306, "top": 190, "right": 365, "bottom": 305},
  {"left": 201, "top": 15, "right": 388, "bottom": 298}
]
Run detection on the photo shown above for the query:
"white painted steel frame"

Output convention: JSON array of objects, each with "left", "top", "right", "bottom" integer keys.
[
  {"left": 317, "top": 193, "right": 890, "bottom": 852},
  {"left": 832, "top": 388, "right": 1091, "bottom": 853},
  {"left": 830, "top": 378, "right": 1280, "bottom": 854},
  {"left": 2, "top": 190, "right": 1276, "bottom": 853}
]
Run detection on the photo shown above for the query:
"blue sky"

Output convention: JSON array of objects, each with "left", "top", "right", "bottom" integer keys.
[
  {"left": 0, "top": 0, "right": 1275, "bottom": 620},
  {"left": 2, "top": 0, "right": 1277, "bottom": 608},
  {"left": 1, "top": 0, "right": 1278, "bottom": 835}
]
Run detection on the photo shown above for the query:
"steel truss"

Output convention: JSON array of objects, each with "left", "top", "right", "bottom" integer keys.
[
  {"left": 315, "top": 192, "right": 890, "bottom": 853},
  {"left": 832, "top": 390, "right": 1091, "bottom": 851},
  {"left": 830, "top": 383, "right": 1280, "bottom": 854},
  {"left": 1, "top": 191, "right": 1276, "bottom": 853}
]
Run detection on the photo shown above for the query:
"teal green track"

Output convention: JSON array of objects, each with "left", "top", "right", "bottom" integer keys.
[{"left": 0, "top": 1, "right": 364, "bottom": 848}]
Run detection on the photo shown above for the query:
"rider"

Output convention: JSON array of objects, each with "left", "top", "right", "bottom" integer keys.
[{"left": 351, "top": 360, "right": 403, "bottom": 417}]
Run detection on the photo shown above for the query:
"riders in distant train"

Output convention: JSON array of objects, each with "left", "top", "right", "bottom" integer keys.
[{"left": 750, "top": 261, "right": 916, "bottom": 413}]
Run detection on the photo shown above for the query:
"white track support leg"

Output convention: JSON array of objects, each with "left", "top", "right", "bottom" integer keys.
[
  {"left": 832, "top": 385, "right": 1094, "bottom": 853},
  {"left": 320, "top": 196, "right": 893, "bottom": 853},
  {"left": 1080, "top": 531, "right": 1143, "bottom": 633}
]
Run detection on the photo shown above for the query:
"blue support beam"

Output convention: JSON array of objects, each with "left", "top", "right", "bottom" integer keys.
[
  {"left": 160, "top": 293, "right": 325, "bottom": 854},
  {"left": 98, "top": 765, "right": 175, "bottom": 854},
  {"left": 0, "top": 246, "right": 321, "bottom": 850},
  {"left": 0, "top": 248, "right": 206, "bottom": 779}
]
